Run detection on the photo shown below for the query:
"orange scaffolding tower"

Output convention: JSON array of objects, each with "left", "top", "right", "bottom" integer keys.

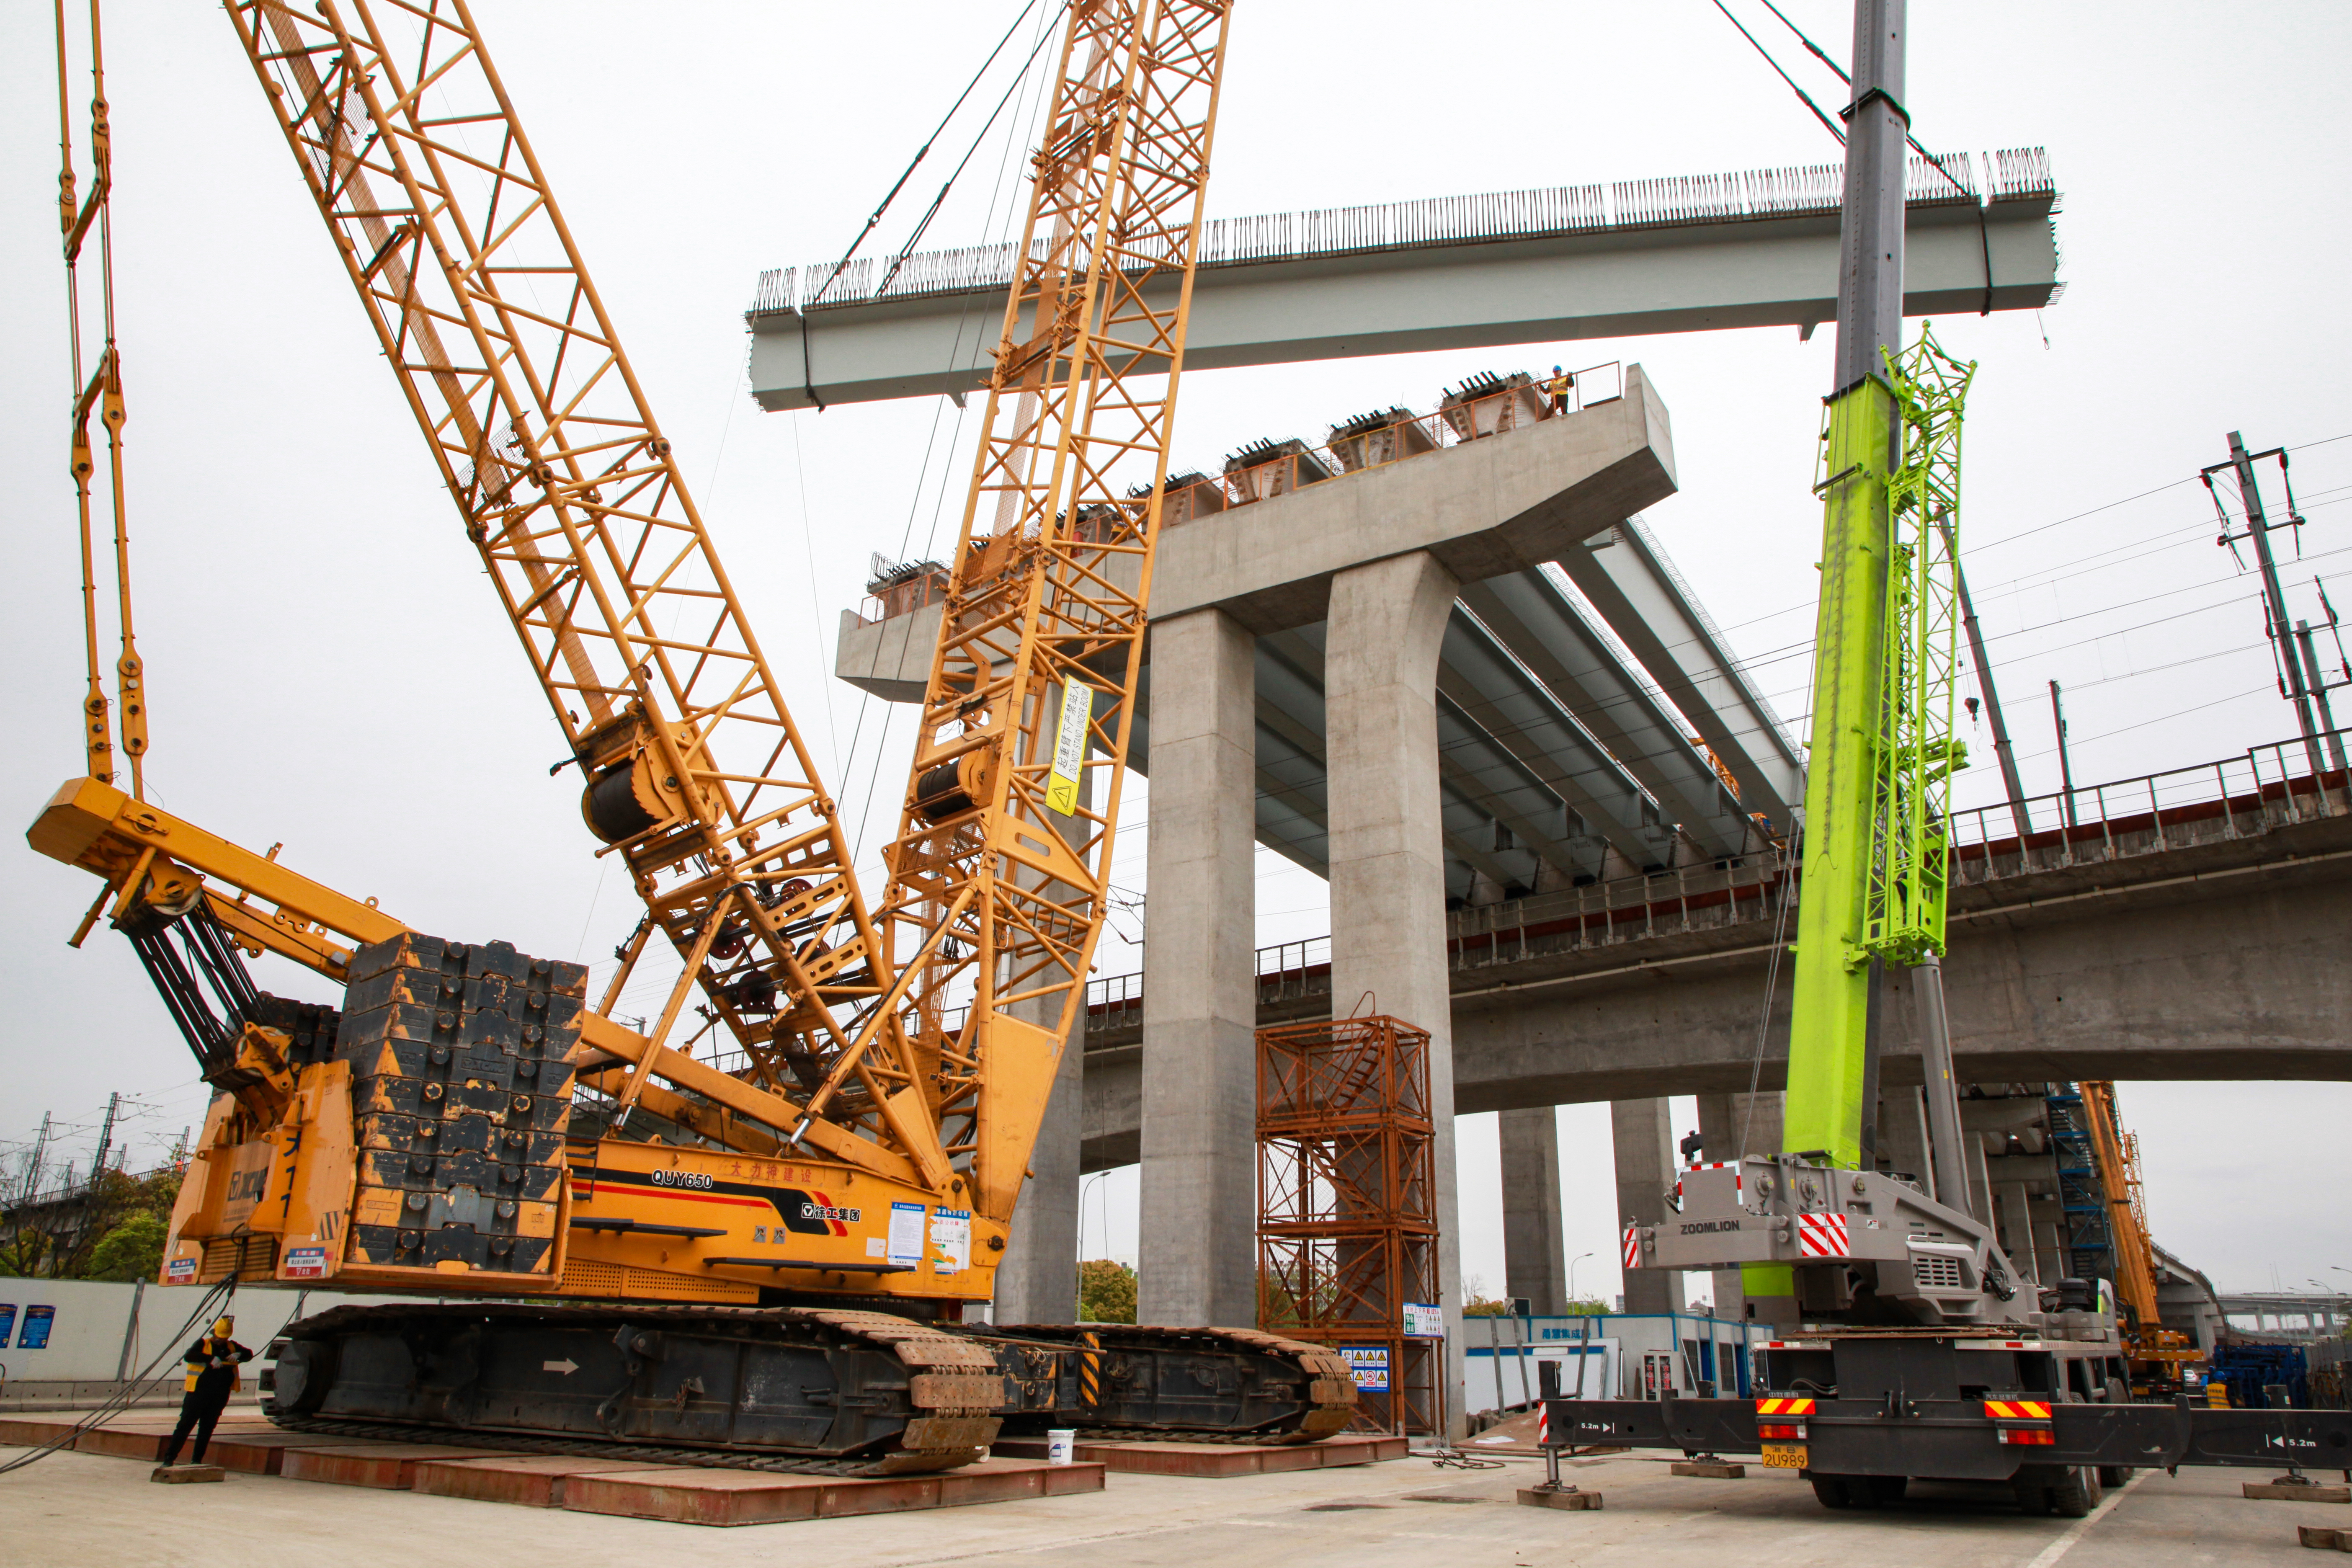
[{"left": 1256, "top": 1014, "right": 1439, "bottom": 1434}]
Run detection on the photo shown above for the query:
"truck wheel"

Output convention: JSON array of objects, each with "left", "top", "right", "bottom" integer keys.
[
  {"left": 2097, "top": 1465, "right": 2132, "bottom": 1488},
  {"left": 2046, "top": 1465, "right": 2100, "bottom": 1518},
  {"left": 1810, "top": 1475, "right": 1852, "bottom": 1509}
]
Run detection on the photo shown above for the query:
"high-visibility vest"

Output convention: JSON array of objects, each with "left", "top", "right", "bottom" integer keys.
[{"left": 183, "top": 1336, "right": 243, "bottom": 1395}]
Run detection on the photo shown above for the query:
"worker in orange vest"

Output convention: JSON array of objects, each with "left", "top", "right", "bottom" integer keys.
[{"left": 155, "top": 1315, "right": 253, "bottom": 1469}]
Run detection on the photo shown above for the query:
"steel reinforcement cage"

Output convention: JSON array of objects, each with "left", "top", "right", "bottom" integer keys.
[{"left": 1256, "top": 1014, "right": 1438, "bottom": 1434}]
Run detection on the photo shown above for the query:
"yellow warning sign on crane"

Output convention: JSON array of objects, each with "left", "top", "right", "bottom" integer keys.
[{"left": 1046, "top": 682, "right": 1094, "bottom": 816}]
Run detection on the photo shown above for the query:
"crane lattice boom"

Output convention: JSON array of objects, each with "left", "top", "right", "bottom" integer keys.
[
  {"left": 227, "top": 0, "right": 937, "bottom": 1186},
  {"left": 876, "top": 0, "right": 1232, "bottom": 1221}
]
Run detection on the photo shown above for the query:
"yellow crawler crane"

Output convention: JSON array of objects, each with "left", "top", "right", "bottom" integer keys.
[
  {"left": 30, "top": 0, "right": 1353, "bottom": 1471},
  {"left": 2079, "top": 1082, "right": 2203, "bottom": 1396}
]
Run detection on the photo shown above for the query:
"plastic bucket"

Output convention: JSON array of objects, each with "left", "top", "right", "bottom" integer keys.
[{"left": 1046, "top": 1428, "right": 1077, "bottom": 1465}]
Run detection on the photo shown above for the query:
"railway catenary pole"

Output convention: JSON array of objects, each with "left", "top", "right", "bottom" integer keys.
[
  {"left": 1942, "top": 516, "right": 2032, "bottom": 838},
  {"left": 2222, "top": 431, "right": 2326, "bottom": 775},
  {"left": 2049, "top": 679, "right": 2079, "bottom": 829},
  {"left": 2293, "top": 620, "right": 2349, "bottom": 773}
]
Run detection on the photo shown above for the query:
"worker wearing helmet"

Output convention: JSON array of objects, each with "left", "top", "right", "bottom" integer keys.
[
  {"left": 155, "top": 1315, "right": 253, "bottom": 1470},
  {"left": 1544, "top": 365, "right": 1575, "bottom": 415}
]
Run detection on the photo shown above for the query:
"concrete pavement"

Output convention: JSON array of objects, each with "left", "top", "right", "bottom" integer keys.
[{"left": 6, "top": 1436, "right": 2339, "bottom": 1568}]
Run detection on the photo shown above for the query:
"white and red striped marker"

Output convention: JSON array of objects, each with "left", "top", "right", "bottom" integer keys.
[{"left": 1797, "top": 1212, "right": 1850, "bottom": 1258}]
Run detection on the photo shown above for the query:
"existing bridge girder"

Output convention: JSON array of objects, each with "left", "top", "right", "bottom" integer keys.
[
  {"left": 1436, "top": 601, "right": 1673, "bottom": 869},
  {"left": 1457, "top": 569, "right": 1752, "bottom": 855},
  {"left": 749, "top": 160, "right": 2062, "bottom": 414}
]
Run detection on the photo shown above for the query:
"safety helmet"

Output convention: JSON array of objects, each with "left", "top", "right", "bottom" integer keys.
[{"left": 212, "top": 1315, "right": 235, "bottom": 1337}]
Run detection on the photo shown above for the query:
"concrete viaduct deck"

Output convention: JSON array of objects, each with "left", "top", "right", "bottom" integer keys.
[
  {"left": 1075, "top": 741, "right": 2352, "bottom": 1170},
  {"left": 748, "top": 148, "right": 2061, "bottom": 411}
]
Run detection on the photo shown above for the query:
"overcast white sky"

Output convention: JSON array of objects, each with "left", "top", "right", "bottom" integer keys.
[{"left": 3, "top": 2, "right": 2349, "bottom": 1305}]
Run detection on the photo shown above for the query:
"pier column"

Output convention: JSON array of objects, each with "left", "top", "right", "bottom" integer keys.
[
  {"left": 1500, "top": 1107, "right": 1568, "bottom": 1315},
  {"left": 1325, "top": 549, "right": 1465, "bottom": 1431},
  {"left": 993, "top": 1013, "right": 1083, "bottom": 1323},
  {"left": 1612, "top": 1098, "right": 1678, "bottom": 1314},
  {"left": 1137, "top": 608, "right": 1260, "bottom": 1328}
]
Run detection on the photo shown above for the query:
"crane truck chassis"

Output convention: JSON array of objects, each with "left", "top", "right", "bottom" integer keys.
[{"left": 1539, "top": 1151, "right": 2352, "bottom": 1509}]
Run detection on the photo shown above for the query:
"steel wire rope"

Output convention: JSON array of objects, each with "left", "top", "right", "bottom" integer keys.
[
  {"left": 794, "top": 0, "right": 1052, "bottom": 408},
  {"left": 1704, "top": 0, "right": 1849, "bottom": 146},
  {"left": 834, "top": 0, "right": 1065, "bottom": 891}
]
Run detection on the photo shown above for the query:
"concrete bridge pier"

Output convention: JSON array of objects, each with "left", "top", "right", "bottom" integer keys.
[
  {"left": 1612, "top": 1098, "right": 1678, "bottom": 1313},
  {"left": 995, "top": 1012, "right": 1083, "bottom": 1323},
  {"left": 1499, "top": 1107, "right": 1568, "bottom": 1314},
  {"left": 1136, "top": 608, "right": 1261, "bottom": 1328},
  {"left": 1325, "top": 549, "right": 1467, "bottom": 1430}
]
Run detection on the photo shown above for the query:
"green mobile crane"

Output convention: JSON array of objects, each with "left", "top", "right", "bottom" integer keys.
[{"left": 1540, "top": 0, "right": 2352, "bottom": 1518}]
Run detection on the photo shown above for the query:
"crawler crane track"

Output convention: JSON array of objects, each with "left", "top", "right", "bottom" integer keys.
[
  {"left": 990, "top": 1324, "right": 1359, "bottom": 1444},
  {"left": 264, "top": 1302, "right": 1008, "bottom": 1474},
  {"left": 266, "top": 1307, "right": 1359, "bottom": 1471}
]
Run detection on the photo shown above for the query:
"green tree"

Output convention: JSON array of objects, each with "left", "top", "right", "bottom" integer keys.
[
  {"left": 84, "top": 1211, "right": 169, "bottom": 1282},
  {"left": 1076, "top": 1259, "right": 1137, "bottom": 1323},
  {"left": 66, "top": 1167, "right": 181, "bottom": 1282}
]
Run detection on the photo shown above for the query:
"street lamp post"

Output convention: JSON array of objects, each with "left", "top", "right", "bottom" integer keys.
[{"left": 1568, "top": 1251, "right": 1595, "bottom": 1308}]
